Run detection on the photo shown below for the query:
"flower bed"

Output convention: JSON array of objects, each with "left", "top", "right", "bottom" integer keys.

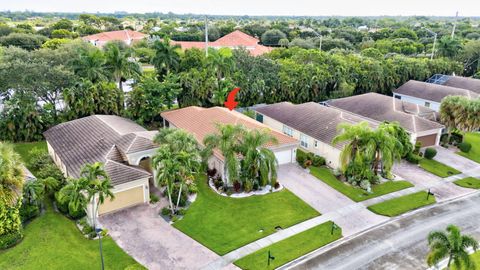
[{"left": 208, "top": 178, "right": 283, "bottom": 198}]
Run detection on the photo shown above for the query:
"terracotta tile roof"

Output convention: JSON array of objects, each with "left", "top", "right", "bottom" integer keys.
[
  {"left": 171, "top": 30, "right": 273, "bottom": 56},
  {"left": 44, "top": 115, "right": 157, "bottom": 186},
  {"left": 161, "top": 106, "right": 298, "bottom": 159},
  {"left": 82, "top": 30, "right": 147, "bottom": 43},
  {"left": 255, "top": 102, "right": 378, "bottom": 149},
  {"left": 394, "top": 80, "right": 478, "bottom": 103},
  {"left": 327, "top": 93, "right": 444, "bottom": 133}
]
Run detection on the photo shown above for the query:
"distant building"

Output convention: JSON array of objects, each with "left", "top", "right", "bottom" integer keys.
[
  {"left": 170, "top": 30, "right": 274, "bottom": 56},
  {"left": 82, "top": 30, "right": 147, "bottom": 47},
  {"left": 426, "top": 74, "right": 480, "bottom": 95}
]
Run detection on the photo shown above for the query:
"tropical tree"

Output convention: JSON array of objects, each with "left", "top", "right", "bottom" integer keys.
[
  {"left": 437, "top": 37, "right": 463, "bottom": 59},
  {"left": 370, "top": 123, "right": 404, "bottom": 177},
  {"left": 153, "top": 128, "right": 201, "bottom": 214},
  {"left": 203, "top": 124, "right": 246, "bottom": 185},
  {"left": 0, "top": 142, "right": 24, "bottom": 206},
  {"left": 71, "top": 48, "right": 108, "bottom": 83},
  {"left": 440, "top": 96, "right": 480, "bottom": 134},
  {"left": 239, "top": 129, "right": 279, "bottom": 187},
  {"left": 58, "top": 177, "right": 89, "bottom": 216},
  {"left": 151, "top": 38, "right": 181, "bottom": 78},
  {"left": 22, "top": 180, "right": 44, "bottom": 206},
  {"left": 427, "top": 225, "right": 479, "bottom": 269},
  {"left": 103, "top": 42, "right": 141, "bottom": 91}
]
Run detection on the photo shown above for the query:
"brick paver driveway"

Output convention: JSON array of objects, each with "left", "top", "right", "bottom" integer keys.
[
  {"left": 278, "top": 164, "right": 388, "bottom": 236},
  {"left": 100, "top": 202, "right": 236, "bottom": 270}
]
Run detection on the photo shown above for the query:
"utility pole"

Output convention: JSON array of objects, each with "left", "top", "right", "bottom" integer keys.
[
  {"left": 423, "top": 27, "right": 437, "bottom": 60},
  {"left": 205, "top": 16, "right": 209, "bottom": 57},
  {"left": 451, "top": 11, "right": 459, "bottom": 38},
  {"left": 319, "top": 35, "right": 323, "bottom": 51}
]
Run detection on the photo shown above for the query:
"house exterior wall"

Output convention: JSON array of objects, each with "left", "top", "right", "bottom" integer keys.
[
  {"left": 259, "top": 114, "right": 341, "bottom": 169},
  {"left": 393, "top": 92, "right": 441, "bottom": 112},
  {"left": 47, "top": 141, "right": 68, "bottom": 177}
]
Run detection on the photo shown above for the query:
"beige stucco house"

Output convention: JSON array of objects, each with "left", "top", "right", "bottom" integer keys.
[{"left": 44, "top": 115, "right": 159, "bottom": 220}]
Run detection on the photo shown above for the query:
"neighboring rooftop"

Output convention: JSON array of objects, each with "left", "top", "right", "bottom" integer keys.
[
  {"left": 255, "top": 102, "right": 377, "bottom": 149},
  {"left": 427, "top": 74, "right": 480, "bottom": 94},
  {"left": 44, "top": 115, "right": 156, "bottom": 185},
  {"left": 394, "top": 80, "right": 478, "bottom": 103},
  {"left": 161, "top": 106, "right": 297, "bottom": 158},
  {"left": 171, "top": 30, "right": 273, "bottom": 56},
  {"left": 326, "top": 93, "right": 444, "bottom": 133},
  {"left": 82, "top": 30, "right": 147, "bottom": 44}
]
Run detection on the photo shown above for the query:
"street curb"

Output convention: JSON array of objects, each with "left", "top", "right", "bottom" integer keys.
[{"left": 279, "top": 189, "right": 480, "bottom": 270}]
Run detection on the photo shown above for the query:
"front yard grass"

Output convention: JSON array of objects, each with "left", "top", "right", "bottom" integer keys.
[
  {"left": 457, "top": 132, "right": 480, "bottom": 164},
  {"left": 0, "top": 201, "right": 144, "bottom": 270},
  {"left": 454, "top": 177, "right": 480, "bottom": 189},
  {"left": 234, "top": 221, "right": 342, "bottom": 270},
  {"left": 419, "top": 158, "right": 461, "bottom": 178},
  {"left": 450, "top": 251, "right": 480, "bottom": 270},
  {"left": 173, "top": 175, "right": 320, "bottom": 255},
  {"left": 367, "top": 191, "right": 436, "bottom": 217},
  {"left": 310, "top": 166, "right": 414, "bottom": 202},
  {"left": 13, "top": 141, "right": 47, "bottom": 166}
]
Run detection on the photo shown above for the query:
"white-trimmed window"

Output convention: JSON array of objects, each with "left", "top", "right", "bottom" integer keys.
[
  {"left": 314, "top": 140, "right": 318, "bottom": 148},
  {"left": 300, "top": 134, "right": 309, "bottom": 148},
  {"left": 283, "top": 125, "right": 293, "bottom": 137},
  {"left": 424, "top": 101, "right": 430, "bottom": 108}
]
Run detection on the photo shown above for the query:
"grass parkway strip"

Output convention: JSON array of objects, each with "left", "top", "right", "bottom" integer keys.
[
  {"left": 234, "top": 221, "right": 342, "bottom": 270},
  {"left": 173, "top": 175, "right": 320, "bottom": 255},
  {"left": 418, "top": 158, "right": 461, "bottom": 178},
  {"left": 457, "top": 132, "right": 480, "bottom": 164},
  {"left": 454, "top": 177, "right": 480, "bottom": 189},
  {"left": 309, "top": 166, "right": 414, "bottom": 202},
  {"left": 367, "top": 191, "right": 436, "bottom": 217}
]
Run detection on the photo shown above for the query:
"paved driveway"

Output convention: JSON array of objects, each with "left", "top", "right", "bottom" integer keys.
[
  {"left": 432, "top": 146, "right": 479, "bottom": 172},
  {"left": 393, "top": 160, "right": 473, "bottom": 202},
  {"left": 278, "top": 164, "right": 388, "bottom": 236},
  {"left": 100, "top": 202, "right": 236, "bottom": 270}
]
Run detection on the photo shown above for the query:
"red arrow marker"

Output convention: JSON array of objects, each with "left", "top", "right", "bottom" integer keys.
[{"left": 224, "top": 87, "right": 240, "bottom": 111}]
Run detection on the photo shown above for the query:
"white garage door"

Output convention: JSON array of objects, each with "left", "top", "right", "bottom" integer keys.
[{"left": 275, "top": 149, "right": 293, "bottom": 165}]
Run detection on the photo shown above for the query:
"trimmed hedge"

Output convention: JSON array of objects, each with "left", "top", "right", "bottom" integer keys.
[
  {"left": 424, "top": 148, "right": 437, "bottom": 160},
  {"left": 406, "top": 153, "right": 422, "bottom": 164},
  {"left": 0, "top": 231, "right": 23, "bottom": 250},
  {"left": 458, "top": 142, "right": 472, "bottom": 153}
]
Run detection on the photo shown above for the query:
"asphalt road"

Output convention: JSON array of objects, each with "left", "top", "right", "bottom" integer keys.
[{"left": 285, "top": 193, "right": 480, "bottom": 270}]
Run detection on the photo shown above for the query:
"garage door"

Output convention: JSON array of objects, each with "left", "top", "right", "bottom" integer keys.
[
  {"left": 274, "top": 149, "right": 293, "bottom": 165},
  {"left": 416, "top": 134, "right": 437, "bottom": 147},
  {"left": 98, "top": 185, "right": 145, "bottom": 215}
]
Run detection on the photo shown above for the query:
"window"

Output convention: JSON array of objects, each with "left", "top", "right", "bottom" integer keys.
[
  {"left": 300, "top": 134, "right": 309, "bottom": 148},
  {"left": 283, "top": 125, "right": 293, "bottom": 137},
  {"left": 314, "top": 140, "right": 318, "bottom": 148},
  {"left": 394, "top": 95, "right": 401, "bottom": 99},
  {"left": 256, "top": 113, "right": 263, "bottom": 123},
  {"left": 424, "top": 101, "right": 430, "bottom": 108}
]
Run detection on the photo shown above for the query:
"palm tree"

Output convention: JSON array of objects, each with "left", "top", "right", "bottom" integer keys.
[
  {"left": 39, "top": 177, "right": 59, "bottom": 196},
  {"left": 71, "top": 48, "right": 108, "bottom": 83},
  {"left": 22, "top": 180, "right": 44, "bottom": 206},
  {"left": 370, "top": 123, "right": 403, "bottom": 177},
  {"left": 151, "top": 38, "right": 181, "bottom": 78},
  {"left": 203, "top": 124, "right": 246, "bottom": 185},
  {"left": 153, "top": 146, "right": 180, "bottom": 215},
  {"left": 437, "top": 37, "right": 463, "bottom": 58},
  {"left": 427, "top": 225, "right": 479, "bottom": 269},
  {"left": 0, "top": 142, "right": 24, "bottom": 206},
  {"left": 104, "top": 42, "right": 141, "bottom": 91},
  {"left": 240, "top": 129, "right": 279, "bottom": 186},
  {"left": 332, "top": 121, "right": 373, "bottom": 173},
  {"left": 58, "top": 177, "right": 89, "bottom": 215}
]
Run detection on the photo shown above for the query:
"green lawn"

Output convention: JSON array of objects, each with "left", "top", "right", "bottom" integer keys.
[
  {"left": 450, "top": 251, "right": 480, "bottom": 270},
  {"left": 457, "top": 132, "right": 480, "bottom": 163},
  {"left": 309, "top": 167, "right": 414, "bottom": 202},
  {"left": 367, "top": 191, "right": 436, "bottom": 217},
  {"left": 13, "top": 141, "right": 47, "bottom": 166},
  {"left": 234, "top": 221, "right": 342, "bottom": 270},
  {"left": 454, "top": 177, "right": 480, "bottom": 189},
  {"left": 419, "top": 158, "right": 461, "bottom": 178},
  {"left": 0, "top": 201, "right": 144, "bottom": 270},
  {"left": 173, "top": 176, "right": 320, "bottom": 255}
]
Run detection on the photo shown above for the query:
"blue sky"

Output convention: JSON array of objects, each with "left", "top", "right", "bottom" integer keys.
[{"left": 1, "top": 0, "right": 479, "bottom": 16}]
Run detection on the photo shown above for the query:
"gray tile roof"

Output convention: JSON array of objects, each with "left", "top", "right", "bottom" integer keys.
[
  {"left": 255, "top": 102, "right": 378, "bottom": 149},
  {"left": 442, "top": 76, "right": 480, "bottom": 94},
  {"left": 44, "top": 115, "right": 157, "bottom": 186},
  {"left": 327, "top": 93, "right": 444, "bottom": 133},
  {"left": 394, "top": 80, "right": 478, "bottom": 103}
]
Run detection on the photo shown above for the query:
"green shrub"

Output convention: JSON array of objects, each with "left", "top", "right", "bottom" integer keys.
[
  {"left": 187, "top": 182, "right": 198, "bottom": 194},
  {"left": 149, "top": 194, "right": 159, "bottom": 204},
  {"left": 406, "top": 153, "right": 422, "bottom": 164},
  {"left": 450, "top": 132, "right": 463, "bottom": 144},
  {"left": 160, "top": 207, "right": 170, "bottom": 216},
  {"left": 424, "top": 148, "right": 437, "bottom": 159},
  {"left": 414, "top": 141, "right": 422, "bottom": 154},
  {"left": 312, "top": 155, "right": 326, "bottom": 167},
  {"left": 244, "top": 180, "right": 253, "bottom": 193},
  {"left": 0, "top": 231, "right": 23, "bottom": 250},
  {"left": 164, "top": 184, "right": 188, "bottom": 207},
  {"left": 296, "top": 153, "right": 306, "bottom": 167},
  {"left": 177, "top": 208, "right": 187, "bottom": 216},
  {"left": 19, "top": 203, "right": 40, "bottom": 223},
  {"left": 54, "top": 192, "right": 85, "bottom": 219},
  {"left": 458, "top": 142, "right": 472, "bottom": 153}
]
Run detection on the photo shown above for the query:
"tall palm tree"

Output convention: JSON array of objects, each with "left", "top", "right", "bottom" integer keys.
[
  {"left": 240, "top": 129, "right": 279, "bottom": 186},
  {"left": 332, "top": 121, "right": 373, "bottom": 173},
  {"left": 203, "top": 124, "right": 246, "bottom": 185},
  {"left": 0, "top": 142, "right": 24, "bottom": 206},
  {"left": 71, "top": 48, "right": 108, "bottom": 83},
  {"left": 153, "top": 146, "right": 180, "bottom": 214},
  {"left": 104, "top": 42, "right": 141, "bottom": 91},
  {"left": 427, "top": 225, "right": 479, "bottom": 269},
  {"left": 370, "top": 123, "right": 403, "bottom": 177},
  {"left": 58, "top": 177, "right": 89, "bottom": 215},
  {"left": 151, "top": 38, "right": 181, "bottom": 78}
]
